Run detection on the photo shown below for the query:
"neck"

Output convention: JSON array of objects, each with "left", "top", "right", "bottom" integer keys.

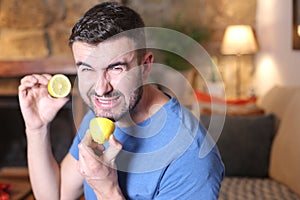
[{"left": 116, "top": 85, "right": 169, "bottom": 127}]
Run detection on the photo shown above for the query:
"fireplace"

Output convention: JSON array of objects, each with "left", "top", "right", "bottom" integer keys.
[
  {"left": 0, "top": 59, "right": 82, "bottom": 168},
  {"left": 0, "top": 96, "right": 74, "bottom": 167}
]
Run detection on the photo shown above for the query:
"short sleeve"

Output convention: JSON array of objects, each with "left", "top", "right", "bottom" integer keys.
[{"left": 69, "top": 110, "right": 95, "bottom": 160}]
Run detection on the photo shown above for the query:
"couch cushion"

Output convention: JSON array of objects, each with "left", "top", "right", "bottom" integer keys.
[
  {"left": 269, "top": 92, "right": 300, "bottom": 196},
  {"left": 219, "top": 177, "right": 300, "bottom": 200},
  {"left": 201, "top": 114, "right": 276, "bottom": 177},
  {"left": 258, "top": 86, "right": 299, "bottom": 120}
]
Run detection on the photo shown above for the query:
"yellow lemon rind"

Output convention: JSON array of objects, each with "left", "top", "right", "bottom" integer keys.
[{"left": 89, "top": 118, "right": 115, "bottom": 144}]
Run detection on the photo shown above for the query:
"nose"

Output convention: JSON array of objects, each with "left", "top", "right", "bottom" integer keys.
[{"left": 94, "top": 72, "right": 113, "bottom": 96}]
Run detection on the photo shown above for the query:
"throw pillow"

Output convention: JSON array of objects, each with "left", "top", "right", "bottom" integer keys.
[
  {"left": 269, "top": 92, "right": 300, "bottom": 196},
  {"left": 201, "top": 114, "right": 276, "bottom": 177}
]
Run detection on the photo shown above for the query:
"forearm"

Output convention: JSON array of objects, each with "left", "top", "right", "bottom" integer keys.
[{"left": 26, "top": 126, "right": 60, "bottom": 200}]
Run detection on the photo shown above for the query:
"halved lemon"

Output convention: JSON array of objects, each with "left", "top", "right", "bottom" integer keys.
[
  {"left": 89, "top": 118, "right": 115, "bottom": 144},
  {"left": 48, "top": 74, "right": 71, "bottom": 98}
]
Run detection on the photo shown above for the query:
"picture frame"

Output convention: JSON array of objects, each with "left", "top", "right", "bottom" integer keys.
[{"left": 293, "top": 0, "right": 300, "bottom": 49}]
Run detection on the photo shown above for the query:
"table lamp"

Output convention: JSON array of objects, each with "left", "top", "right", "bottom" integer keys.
[{"left": 221, "top": 25, "right": 258, "bottom": 97}]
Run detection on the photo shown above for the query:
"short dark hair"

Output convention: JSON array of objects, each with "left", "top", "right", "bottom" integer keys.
[{"left": 69, "top": 2, "right": 146, "bottom": 61}]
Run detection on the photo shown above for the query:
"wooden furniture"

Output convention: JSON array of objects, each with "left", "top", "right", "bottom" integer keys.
[{"left": 0, "top": 167, "right": 32, "bottom": 200}]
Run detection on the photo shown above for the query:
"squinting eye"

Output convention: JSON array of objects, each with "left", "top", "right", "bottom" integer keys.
[
  {"left": 107, "top": 65, "right": 126, "bottom": 75},
  {"left": 79, "top": 66, "right": 92, "bottom": 72}
]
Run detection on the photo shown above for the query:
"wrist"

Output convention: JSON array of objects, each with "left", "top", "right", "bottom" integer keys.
[
  {"left": 25, "top": 125, "right": 51, "bottom": 145},
  {"left": 94, "top": 181, "right": 125, "bottom": 200},
  {"left": 25, "top": 124, "right": 53, "bottom": 155},
  {"left": 25, "top": 124, "right": 49, "bottom": 135}
]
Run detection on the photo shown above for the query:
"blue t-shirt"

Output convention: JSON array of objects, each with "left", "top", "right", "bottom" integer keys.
[{"left": 69, "top": 97, "right": 224, "bottom": 200}]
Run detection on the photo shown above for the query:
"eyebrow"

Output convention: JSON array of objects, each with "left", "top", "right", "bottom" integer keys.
[
  {"left": 107, "top": 62, "right": 127, "bottom": 69},
  {"left": 76, "top": 61, "right": 128, "bottom": 70},
  {"left": 76, "top": 61, "right": 91, "bottom": 68}
]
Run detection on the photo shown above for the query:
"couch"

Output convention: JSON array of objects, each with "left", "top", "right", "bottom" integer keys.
[{"left": 200, "top": 86, "right": 300, "bottom": 200}]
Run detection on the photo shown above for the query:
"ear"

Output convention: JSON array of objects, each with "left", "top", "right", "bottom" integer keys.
[{"left": 141, "top": 52, "right": 154, "bottom": 80}]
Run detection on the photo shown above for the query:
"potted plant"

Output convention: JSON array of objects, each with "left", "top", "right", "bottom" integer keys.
[{"left": 149, "top": 23, "right": 210, "bottom": 101}]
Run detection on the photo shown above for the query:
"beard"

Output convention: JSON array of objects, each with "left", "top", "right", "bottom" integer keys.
[{"left": 84, "top": 84, "right": 143, "bottom": 122}]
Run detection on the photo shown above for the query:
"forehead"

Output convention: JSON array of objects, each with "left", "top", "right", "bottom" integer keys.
[{"left": 72, "top": 37, "right": 137, "bottom": 64}]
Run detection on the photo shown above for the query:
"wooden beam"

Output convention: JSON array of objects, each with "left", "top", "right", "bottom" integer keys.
[{"left": 0, "top": 58, "right": 76, "bottom": 77}]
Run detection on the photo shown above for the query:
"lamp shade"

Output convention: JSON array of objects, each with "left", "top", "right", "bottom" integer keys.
[{"left": 221, "top": 25, "right": 258, "bottom": 55}]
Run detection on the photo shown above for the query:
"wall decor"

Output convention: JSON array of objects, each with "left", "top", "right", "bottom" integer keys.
[{"left": 293, "top": 0, "right": 300, "bottom": 49}]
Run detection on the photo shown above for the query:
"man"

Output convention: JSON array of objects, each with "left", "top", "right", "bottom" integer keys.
[{"left": 18, "top": 2, "right": 224, "bottom": 199}]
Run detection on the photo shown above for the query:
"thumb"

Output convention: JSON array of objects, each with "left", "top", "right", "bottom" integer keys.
[
  {"left": 103, "top": 135, "right": 122, "bottom": 165},
  {"left": 50, "top": 96, "right": 70, "bottom": 109}
]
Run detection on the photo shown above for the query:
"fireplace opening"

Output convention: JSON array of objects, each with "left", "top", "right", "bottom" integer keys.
[{"left": 0, "top": 95, "right": 74, "bottom": 167}]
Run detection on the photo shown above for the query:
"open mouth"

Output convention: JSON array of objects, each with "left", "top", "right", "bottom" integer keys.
[{"left": 93, "top": 95, "right": 122, "bottom": 109}]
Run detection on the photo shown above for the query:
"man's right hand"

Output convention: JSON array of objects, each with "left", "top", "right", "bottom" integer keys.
[{"left": 18, "top": 74, "right": 70, "bottom": 132}]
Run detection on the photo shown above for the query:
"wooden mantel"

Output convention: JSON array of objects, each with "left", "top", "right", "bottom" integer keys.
[
  {"left": 0, "top": 58, "right": 77, "bottom": 96},
  {"left": 0, "top": 58, "right": 76, "bottom": 77},
  {"left": 0, "top": 58, "right": 85, "bottom": 127}
]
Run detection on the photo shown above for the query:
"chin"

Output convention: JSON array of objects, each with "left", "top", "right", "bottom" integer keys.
[{"left": 93, "top": 107, "right": 124, "bottom": 121}]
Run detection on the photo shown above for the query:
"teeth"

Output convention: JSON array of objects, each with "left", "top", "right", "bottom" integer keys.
[
  {"left": 96, "top": 96, "right": 119, "bottom": 104},
  {"left": 99, "top": 100, "right": 111, "bottom": 104}
]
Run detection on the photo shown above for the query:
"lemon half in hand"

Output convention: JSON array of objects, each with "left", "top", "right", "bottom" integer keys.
[
  {"left": 90, "top": 118, "right": 115, "bottom": 144},
  {"left": 48, "top": 74, "right": 71, "bottom": 98}
]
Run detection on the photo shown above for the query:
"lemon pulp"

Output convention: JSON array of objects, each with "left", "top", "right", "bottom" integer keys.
[{"left": 48, "top": 74, "right": 71, "bottom": 98}]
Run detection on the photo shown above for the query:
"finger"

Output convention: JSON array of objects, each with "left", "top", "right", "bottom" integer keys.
[
  {"left": 83, "top": 130, "right": 106, "bottom": 156},
  {"left": 78, "top": 142, "right": 110, "bottom": 179},
  {"left": 48, "top": 95, "right": 70, "bottom": 110},
  {"left": 78, "top": 143, "right": 91, "bottom": 176},
  {"left": 18, "top": 84, "right": 29, "bottom": 98},
  {"left": 19, "top": 74, "right": 50, "bottom": 93},
  {"left": 31, "top": 74, "right": 51, "bottom": 85},
  {"left": 20, "top": 75, "right": 37, "bottom": 85},
  {"left": 78, "top": 142, "right": 94, "bottom": 161},
  {"left": 103, "top": 135, "right": 122, "bottom": 164},
  {"left": 42, "top": 74, "right": 52, "bottom": 80},
  {"left": 20, "top": 74, "right": 49, "bottom": 86},
  {"left": 81, "top": 130, "right": 93, "bottom": 147},
  {"left": 18, "top": 76, "right": 40, "bottom": 100},
  {"left": 80, "top": 131, "right": 96, "bottom": 156},
  {"left": 79, "top": 131, "right": 101, "bottom": 157},
  {"left": 19, "top": 75, "right": 38, "bottom": 91},
  {"left": 78, "top": 141, "right": 103, "bottom": 171}
]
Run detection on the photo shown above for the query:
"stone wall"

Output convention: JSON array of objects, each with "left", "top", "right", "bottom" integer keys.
[
  {"left": 127, "top": 0, "right": 257, "bottom": 98},
  {"left": 0, "top": 0, "right": 118, "bottom": 60},
  {"left": 0, "top": 0, "right": 257, "bottom": 98}
]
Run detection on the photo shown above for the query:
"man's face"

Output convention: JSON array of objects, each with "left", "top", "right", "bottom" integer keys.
[{"left": 72, "top": 37, "right": 143, "bottom": 121}]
